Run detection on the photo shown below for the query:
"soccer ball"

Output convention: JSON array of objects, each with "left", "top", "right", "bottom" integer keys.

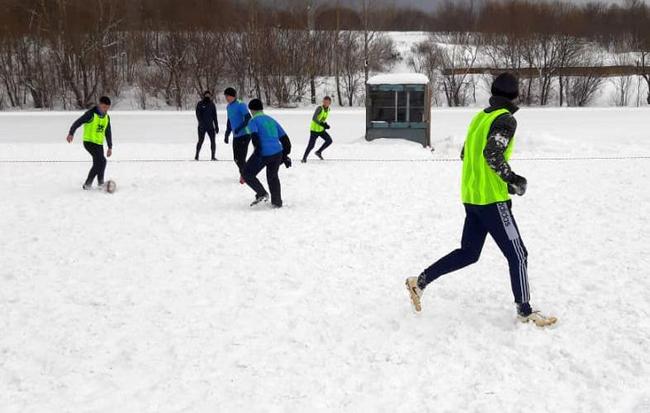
[{"left": 105, "top": 180, "right": 117, "bottom": 194}]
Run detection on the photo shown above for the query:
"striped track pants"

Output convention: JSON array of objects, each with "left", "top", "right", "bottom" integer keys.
[{"left": 422, "top": 200, "right": 530, "bottom": 304}]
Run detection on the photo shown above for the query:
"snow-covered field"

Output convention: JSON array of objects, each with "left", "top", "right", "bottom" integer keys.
[{"left": 1, "top": 107, "right": 650, "bottom": 412}]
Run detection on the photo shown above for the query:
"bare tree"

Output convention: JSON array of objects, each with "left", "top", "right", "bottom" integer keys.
[
  {"left": 260, "top": 28, "right": 310, "bottom": 106},
  {"left": 611, "top": 53, "right": 634, "bottom": 106},
  {"left": 522, "top": 34, "right": 561, "bottom": 106},
  {"left": 338, "top": 31, "right": 364, "bottom": 106},
  {"left": 0, "top": 37, "right": 24, "bottom": 107},
  {"left": 187, "top": 31, "right": 226, "bottom": 96},
  {"left": 153, "top": 32, "right": 190, "bottom": 108},
  {"left": 435, "top": 33, "right": 481, "bottom": 107},
  {"left": 44, "top": 0, "right": 122, "bottom": 108},
  {"left": 407, "top": 39, "right": 443, "bottom": 106},
  {"left": 555, "top": 35, "right": 586, "bottom": 106},
  {"left": 222, "top": 32, "right": 249, "bottom": 97},
  {"left": 565, "top": 49, "right": 605, "bottom": 107}
]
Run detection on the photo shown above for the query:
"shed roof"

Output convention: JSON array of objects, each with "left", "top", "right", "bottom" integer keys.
[{"left": 367, "top": 73, "right": 430, "bottom": 85}]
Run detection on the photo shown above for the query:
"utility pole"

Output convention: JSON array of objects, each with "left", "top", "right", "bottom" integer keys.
[
  {"left": 362, "top": 0, "right": 370, "bottom": 85},
  {"left": 308, "top": 0, "right": 316, "bottom": 104},
  {"left": 307, "top": 0, "right": 315, "bottom": 30},
  {"left": 249, "top": 0, "right": 261, "bottom": 99},
  {"left": 335, "top": 0, "right": 343, "bottom": 106}
]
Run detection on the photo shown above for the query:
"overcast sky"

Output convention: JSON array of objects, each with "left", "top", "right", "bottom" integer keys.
[
  {"left": 394, "top": 0, "right": 629, "bottom": 8},
  {"left": 297, "top": 0, "right": 634, "bottom": 11}
]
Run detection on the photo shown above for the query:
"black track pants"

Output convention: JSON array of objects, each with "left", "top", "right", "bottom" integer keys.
[{"left": 83, "top": 141, "right": 106, "bottom": 185}]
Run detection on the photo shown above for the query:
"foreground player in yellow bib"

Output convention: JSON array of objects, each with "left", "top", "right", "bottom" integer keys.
[{"left": 406, "top": 73, "right": 556, "bottom": 327}]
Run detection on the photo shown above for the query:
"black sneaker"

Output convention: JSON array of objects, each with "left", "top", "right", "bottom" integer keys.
[
  {"left": 250, "top": 194, "right": 269, "bottom": 207},
  {"left": 211, "top": 157, "right": 217, "bottom": 161},
  {"left": 82, "top": 183, "right": 92, "bottom": 190},
  {"left": 301, "top": 159, "right": 307, "bottom": 164},
  {"left": 315, "top": 151, "right": 324, "bottom": 160}
]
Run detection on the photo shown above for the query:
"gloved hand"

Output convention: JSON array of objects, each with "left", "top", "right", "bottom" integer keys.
[
  {"left": 283, "top": 156, "right": 292, "bottom": 169},
  {"left": 507, "top": 174, "right": 527, "bottom": 196},
  {"left": 323, "top": 122, "right": 331, "bottom": 130}
]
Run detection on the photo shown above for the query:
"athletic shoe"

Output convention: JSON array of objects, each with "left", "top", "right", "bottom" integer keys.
[
  {"left": 405, "top": 277, "right": 423, "bottom": 312},
  {"left": 315, "top": 151, "right": 324, "bottom": 160},
  {"left": 517, "top": 303, "right": 557, "bottom": 327},
  {"left": 250, "top": 194, "right": 269, "bottom": 207},
  {"left": 211, "top": 157, "right": 217, "bottom": 161},
  {"left": 82, "top": 183, "right": 92, "bottom": 190},
  {"left": 301, "top": 159, "right": 307, "bottom": 164}
]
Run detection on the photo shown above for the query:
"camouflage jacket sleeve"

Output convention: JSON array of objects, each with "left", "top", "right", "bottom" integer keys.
[{"left": 483, "top": 113, "right": 517, "bottom": 183}]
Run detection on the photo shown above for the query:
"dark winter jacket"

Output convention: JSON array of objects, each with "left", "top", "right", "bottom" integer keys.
[
  {"left": 461, "top": 96, "right": 519, "bottom": 183},
  {"left": 68, "top": 106, "right": 112, "bottom": 148},
  {"left": 196, "top": 98, "right": 219, "bottom": 132}
]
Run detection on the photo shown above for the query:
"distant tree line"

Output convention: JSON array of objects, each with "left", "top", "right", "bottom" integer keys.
[
  {"left": 0, "top": 0, "right": 649, "bottom": 109},
  {"left": 0, "top": 0, "right": 400, "bottom": 109},
  {"left": 408, "top": 0, "right": 650, "bottom": 107}
]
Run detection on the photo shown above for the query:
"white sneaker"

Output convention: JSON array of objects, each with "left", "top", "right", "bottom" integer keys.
[
  {"left": 517, "top": 311, "right": 558, "bottom": 327},
  {"left": 405, "top": 277, "right": 423, "bottom": 312}
]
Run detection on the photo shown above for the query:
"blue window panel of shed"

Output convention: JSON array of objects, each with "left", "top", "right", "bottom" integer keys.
[
  {"left": 368, "top": 122, "right": 428, "bottom": 129},
  {"left": 375, "top": 85, "right": 404, "bottom": 92}
]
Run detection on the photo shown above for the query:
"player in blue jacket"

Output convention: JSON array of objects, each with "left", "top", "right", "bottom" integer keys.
[
  {"left": 242, "top": 99, "right": 292, "bottom": 208},
  {"left": 223, "top": 87, "right": 252, "bottom": 182}
]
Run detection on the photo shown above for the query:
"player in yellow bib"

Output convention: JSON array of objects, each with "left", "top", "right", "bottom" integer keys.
[
  {"left": 302, "top": 96, "right": 333, "bottom": 163},
  {"left": 405, "top": 74, "right": 556, "bottom": 327},
  {"left": 66, "top": 96, "right": 113, "bottom": 190}
]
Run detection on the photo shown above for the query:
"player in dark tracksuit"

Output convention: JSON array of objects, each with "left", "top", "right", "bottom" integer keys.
[
  {"left": 223, "top": 87, "right": 252, "bottom": 182},
  {"left": 66, "top": 96, "right": 113, "bottom": 190},
  {"left": 405, "top": 73, "right": 556, "bottom": 327},
  {"left": 302, "top": 96, "right": 333, "bottom": 163},
  {"left": 195, "top": 90, "right": 219, "bottom": 161},
  {"left": 242, "top": 99, "right": 292, "bottom": 208}
]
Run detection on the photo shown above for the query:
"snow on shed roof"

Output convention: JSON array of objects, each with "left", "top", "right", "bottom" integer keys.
[{"left": 367, "top": 73, "right": 430, "bottom": 85}]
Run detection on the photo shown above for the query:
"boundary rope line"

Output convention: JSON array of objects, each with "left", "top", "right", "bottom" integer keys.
[{"left": 1, "top": 155, "right": 649, "bottom": 164}]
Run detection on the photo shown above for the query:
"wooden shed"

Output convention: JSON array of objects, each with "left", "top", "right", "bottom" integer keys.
[{"left": 365, "top": 73, "right": 432, "bottom": 147}]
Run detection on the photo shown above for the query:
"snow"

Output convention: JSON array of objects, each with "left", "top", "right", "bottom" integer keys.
[
  {"left": 367, "top": 73, "right": 430, "bottom": 85},
  {"left": 1, "top": 107, "right": 650, "bottom": 412}
]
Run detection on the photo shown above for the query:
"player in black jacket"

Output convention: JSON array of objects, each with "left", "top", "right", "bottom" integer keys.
[{"left": 195, "top": 91, "right": 219, "bottom": 161}]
